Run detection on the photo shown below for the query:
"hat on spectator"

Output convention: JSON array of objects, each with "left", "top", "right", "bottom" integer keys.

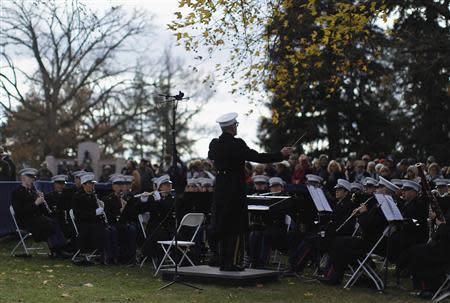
[
  {"left": 435, "top": 179, "right": 450, "bottom": 187},
  {"left": 363, "top": 177, "right": 378, "bottom": 187},
  {"left": 351, "top": 182, "right": 363, "bottom": 191},
  {"left": 378, "top": 176, "right": 399, "bottom": 192},
  {"left": 216, "top": 112, "right": 238, "bottom": 128},
  {"left": 80, "top": 173, "right": 96, "bottom": 185},
  {"left": 390, "top": 179, "right": 404, "bottom": 188},
  {"left": 269, "top": 177, "right": 285, "bottom": 187},
  {"left": 334, "top": 179, "right": 351, "bottom": 191},
  {"left": 252, "top": 175, "right": 269, "bottom": 184},
  {"left": 51, "top": 175, "right": 68, "bottom": 183},
  {"left": 19, "top": 168, "right": 37, "bottom": 178},
  {"left": 306, "top": 174, "right": 323, "bottom": 184},
  {"left": 156, "top": 174, "right": 172, "bottom": 190},
  {"left": 402, "top": 180, "right": 421, "bottom": 192}
]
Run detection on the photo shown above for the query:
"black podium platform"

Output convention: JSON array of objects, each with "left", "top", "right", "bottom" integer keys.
[{"left": 160, "top": 265, "right": 280, "bottom": 286}]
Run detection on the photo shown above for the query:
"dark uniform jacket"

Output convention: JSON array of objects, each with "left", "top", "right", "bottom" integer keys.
[
  {"left": 72, "top": 190, "right": 104, "bottom": 225},
  {"left": 326, "top": 194, "right": 355, "bottom": 236},
  {"left": 208, "top": 132, "right": 284, "bottom": 237},
  {"left": 104, "top": 192, "right": 140, "bottom": 225},
  {"left": 11, "top": 185, "right": 53, "bottom": 241},
  {"left": 45, "top": 189, "right": 72, "bottom": 223},
  {"left": 398, "top": 196, "right": 429, "bottom": 243}
]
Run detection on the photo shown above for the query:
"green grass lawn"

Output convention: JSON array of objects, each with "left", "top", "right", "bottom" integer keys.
[{"left": 0, "top": 235, "right": 422, "bottom": 303}]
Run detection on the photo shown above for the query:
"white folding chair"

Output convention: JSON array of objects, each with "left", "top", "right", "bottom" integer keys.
[
  {"left": 138, "top": 212, "right": 150, "bottom": 239},
  {"left": 154, "top": 213, "right": 205, "bottom": 276},
  {"left": 343, "top": 226, "right": 391, "bottom": 290},
  {"left": 137, "top": 212, "right": 157, "bottom": 269},
  {"left": 271, "top": 215, "right": 293, "bottom": 271},
  {"left": 9, "top": 205, "right": 44, "bottom": 256},
  {"left": 432, "top": 271, "right": 450, "bottom": 302},
  {"left": 69, "top": 209, "right": 97, "bottom": 261}
]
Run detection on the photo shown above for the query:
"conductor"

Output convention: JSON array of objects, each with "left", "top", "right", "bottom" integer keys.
[{"left": 208, "top": 112, "right": 293, "bottom": 271}]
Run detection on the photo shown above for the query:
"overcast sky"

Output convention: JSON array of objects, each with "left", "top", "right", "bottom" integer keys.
[{"left": 83, "top": 0, "right": 271, "bottom": 158}]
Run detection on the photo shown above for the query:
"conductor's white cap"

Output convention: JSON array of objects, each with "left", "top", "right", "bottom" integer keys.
[{"left": 216, "top": 112, "right": 238, "bottom": 128}]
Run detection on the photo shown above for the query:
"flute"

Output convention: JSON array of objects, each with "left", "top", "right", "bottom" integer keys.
[
  {"left": 335, "top": 196, "right": 374, "bottom": 232},
  {"left": 134, "top": 190, "right": 173, "bottom": 198}
]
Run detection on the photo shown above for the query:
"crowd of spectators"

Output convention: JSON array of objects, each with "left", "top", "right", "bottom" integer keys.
[{"left": 2, "top": 143, "right": 449, "bottom": 193}]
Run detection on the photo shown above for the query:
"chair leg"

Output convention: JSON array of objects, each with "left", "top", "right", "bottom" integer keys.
[
  {"left": 140, "top": 256, "right": 148, "bottom": 268},
  {"left": 432, "top": 276, "right": 450, "bottom": 301},
  {"left": 155, "top": 245, "right": 173, "bottom": 277}
]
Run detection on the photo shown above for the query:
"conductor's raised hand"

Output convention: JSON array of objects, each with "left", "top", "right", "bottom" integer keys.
[{"left": 281, "top": 147, "right": 294, "bottom": 157}]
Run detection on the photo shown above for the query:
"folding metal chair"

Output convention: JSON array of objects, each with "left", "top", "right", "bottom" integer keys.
[
  {"left": 343, "top": 226, "right": 391, "bottom": 290},
  {"left": 9, "top": 206, "right": 44, "bottom": 256},
  {"left": 270, "top": 215, "right": 293, "bottom": 271},
  {"left": 137, "top": 212, "right": 157, "bottom": 269},
  {"left": 69, "top": 209, "right": 97, "bottom": 261},
  {"left": 432, "top": 271, "right": 450, "bottom": 302},
  {"left": 154, "top": 213, "right": 205, "bottom": 276}
]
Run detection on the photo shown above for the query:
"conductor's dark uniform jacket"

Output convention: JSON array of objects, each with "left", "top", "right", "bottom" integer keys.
[{"left": 208, "top": 132, "right": 284, "bottom": 238}]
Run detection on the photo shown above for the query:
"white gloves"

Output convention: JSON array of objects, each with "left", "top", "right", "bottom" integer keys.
[
  {"left": 153, "top": 191, "right": 161, "bottom": 201},
  {"left": 95, "top": 207, "right": 104, "bottom": 216},
  {"left": 140, "top": 195, "right": 149, "bottom": 203}
]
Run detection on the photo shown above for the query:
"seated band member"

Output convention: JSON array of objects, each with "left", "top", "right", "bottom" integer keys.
[
  {"left": 248, "top": 177, "right": 291, "bottom": 268},
  {"left": 45, "top": 175, "right": 76, "bottom": 252},
  {"left": 250, "top": 175, "right": 270, "bottom": 195},
  {"left": 350, "top": 182, "right": 363, "bottom": 195},
  {"left": 141, "top": 175, "right": 176, "bottom": 262},
  {"left": 388, "top": 180, "right": 428, "bottom": 263},
  {"left": 104, "top": 175, "right": 138, "bottom": 264},
  {"left": 290, "top": 179, "right": 355, "bottom": 273},
  {"left": 72, "top": 173, "right": 108, "bottom": 260},
  {"left": 319, "top": 176, "right": 397, "bottom": 285},
  {"left": 433, "top": 179, "right": 450, "bottom": 221},
  {"left": 399, "top": 210, "right": 450, "bottom": 299},
  {"left": 11, "top": 168, "right": 68, "bottom": 258}
]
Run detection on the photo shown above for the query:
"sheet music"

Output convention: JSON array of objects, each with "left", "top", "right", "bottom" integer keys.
[
  {"left": 307, "top": 185, "right": 332, "bottom": 212},
  {"left": 374, "top": 193, "right": 404, "bottom": 221}
]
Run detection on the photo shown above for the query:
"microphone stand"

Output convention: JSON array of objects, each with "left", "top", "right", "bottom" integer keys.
[{"left": 157, "top": 91, "right": 201, "bottom": 291}]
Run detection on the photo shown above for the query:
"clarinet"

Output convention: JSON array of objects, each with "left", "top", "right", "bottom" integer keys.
[
  {"left": 33, "top": 186, "right": 53, "bottom": 215},
  {"left": 94, "top": 191, "right": 108, "bottom": 224},
  {"left": 416, "top": 164, "right": 446, "bottom": 223}
]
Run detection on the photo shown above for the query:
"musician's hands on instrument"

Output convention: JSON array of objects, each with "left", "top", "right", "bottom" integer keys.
[
  {"left": 281, "top": 147, "right": 294, "bottom": 157},
  {"left": 95, "top": 207, "right": 104, "bottom": 216},
  {"left": 357, "top": 204, "right": 368, "bottom": 214},
  {"left": 153, "top": 191, "right": 161, "bottom": 201},
  {"left": 34, "top": 196, "right": 45, "bottom": 206},
  {"left": 429, "top": 210, "right": 437, "bottom": 220}
]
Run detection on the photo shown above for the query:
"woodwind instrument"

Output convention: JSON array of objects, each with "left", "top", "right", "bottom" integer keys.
[
  {"left": 335, "top": 196, "right": 374, "bottom": 232},
  {"left": 94, "top": 191, "right": 108, "bottom": 224},
  {"left": 416, "top": 164, "right": 446, "bottom": 223},
  {"left": 416, "top": 164, "right": 446, "bottom": 243},
  {"left": 134, "top": 190, "right": 172, "bottom": 198},
  {"left": 34, "top": 186, "right": 53, "bottom": 215}
]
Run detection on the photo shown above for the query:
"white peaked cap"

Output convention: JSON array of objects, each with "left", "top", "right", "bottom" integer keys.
[
  {"left": 334, "top": 179, "right": 351, "bottom": 191},
  {"left": 216, "top": 112, "right": 238, "bottom": 128}
]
